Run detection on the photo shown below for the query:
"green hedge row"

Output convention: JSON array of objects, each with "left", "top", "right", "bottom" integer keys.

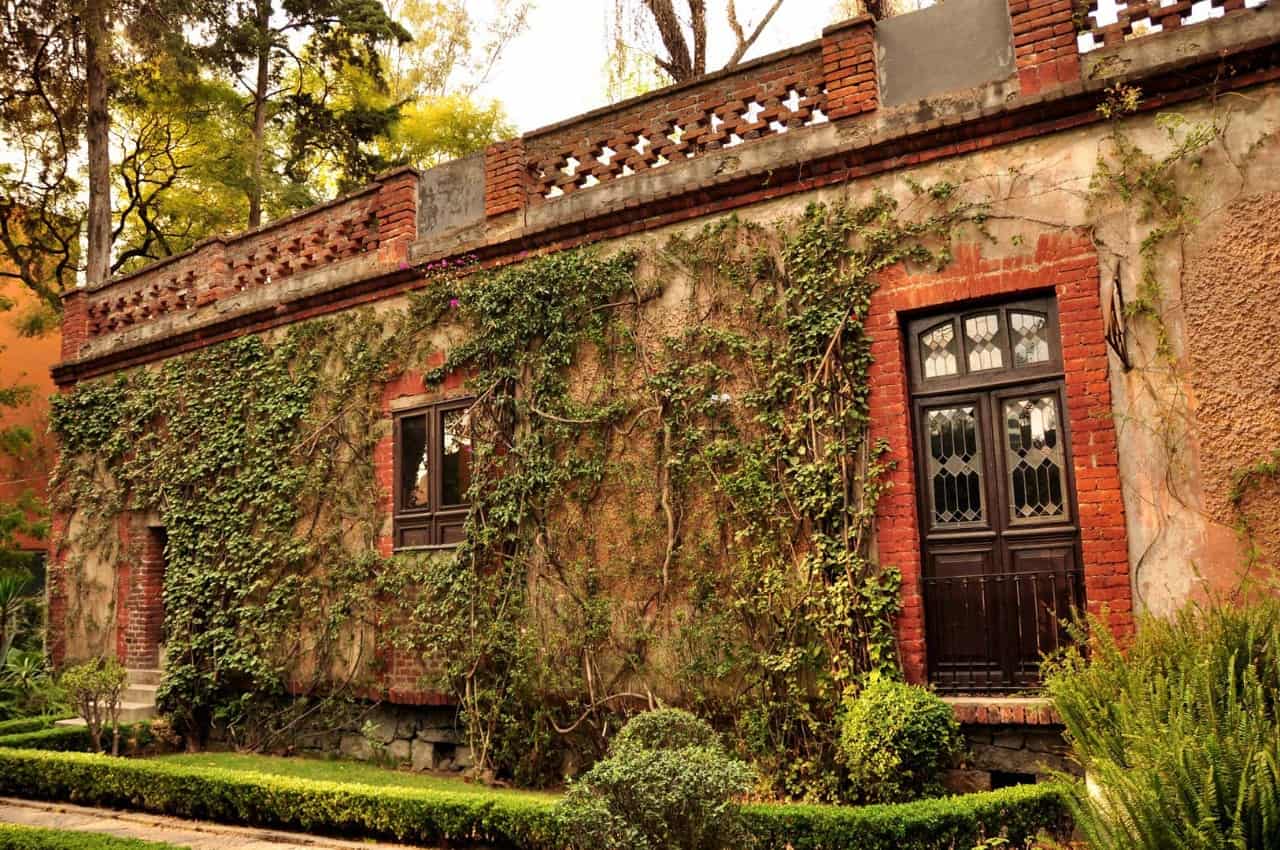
[
  {"left": 0, "top": 824, "right": 183, "bottom": 850},
  {"left": 0, "top": 748, "right": 1070, "bottom": 850},
  {"left": 0, "top": 723, "right": 153, "bottom": 753},
  {"left": 744, "top": 781, "right": 1072, "bottom": 850},
  {"left": 0, "top": 715, "right": 67, "bottom": 736}
]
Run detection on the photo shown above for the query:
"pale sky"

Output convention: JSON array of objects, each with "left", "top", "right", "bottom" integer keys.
[{"left": 476, "top": 1, "right": 850, "bottom": 134}]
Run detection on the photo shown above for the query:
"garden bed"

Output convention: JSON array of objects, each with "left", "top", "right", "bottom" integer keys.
[{"left": 0, "top": 747, "right": 1070, "bottom": 850}]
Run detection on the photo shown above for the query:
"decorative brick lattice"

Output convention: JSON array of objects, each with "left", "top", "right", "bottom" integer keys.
[
  {"left": 525, "top": 48, "right": 829, "bottom": 204},
  {"left": 1079, "top": 0, "right": 1265, "bottom": 51}
]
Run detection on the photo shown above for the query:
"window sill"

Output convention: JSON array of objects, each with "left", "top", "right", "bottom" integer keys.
[{"left": 392, "top": 543, "right": 461, "bottom": 553}]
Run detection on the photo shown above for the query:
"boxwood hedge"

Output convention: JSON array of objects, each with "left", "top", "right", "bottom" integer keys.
[
  {"left": 0, "top": 823, "right": 183, "bottom": 849},
  {"left": 0, "top": 748, "right": 1071, "bottom": 850},
  {"left": 0, "top": 723, "right": 152, "bottom": 753}
]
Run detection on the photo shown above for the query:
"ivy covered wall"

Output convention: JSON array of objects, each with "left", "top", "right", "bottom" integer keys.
[{"left": 45, "top": 82, "right": 1280, "bottom": 798}]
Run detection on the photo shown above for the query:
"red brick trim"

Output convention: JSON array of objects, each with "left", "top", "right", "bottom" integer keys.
[
  {"left": 948, "top": 697, "right": 1062, "bottom": 725},
  {"left": 1009, "top": 0, "right": 1081, "bottom": 95},
  {"left": 485, "top": 139, "right": 526, "bottom": 218},
  {"left": 822, "top": 16, "right": 879, "bottom": 119},
  {"left": 60, "top": 291, "right": 88, "bottom": 362},
  {"left": 866, "top": 233, "right": 1133, "bottom": 686}
]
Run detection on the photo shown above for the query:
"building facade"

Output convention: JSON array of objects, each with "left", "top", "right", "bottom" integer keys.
[{"left": 48, "top": 0, "right": 1280, "bottom": 786}]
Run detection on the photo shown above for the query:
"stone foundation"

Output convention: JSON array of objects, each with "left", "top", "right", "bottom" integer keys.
[
  {"left": 301, "top": 702, "right": 474, "bottom": 773},
  {"left": 943, "top": 723, "right": 1079, "bottom": 793}
]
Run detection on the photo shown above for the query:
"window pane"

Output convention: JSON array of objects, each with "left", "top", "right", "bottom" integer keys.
[
  {"left": 1010, "top": 311, "right": 1051, "bottom": 366},
  {"left": 1004, "top": 396, "right": 1067, "bottom": 520},
  {"left": 400, "top": 414, "right": 430, "bottom": 510},
  {"left": 920, "top": 321, "right": 959, "bottom": 378},
  {"left": 440, "top": 408, "right": 472, "bottom": 505},
  {"left": 965, "top": 313, "right": 1004, "bottom": 372},
  {"left": 927, "top": 406, "right": 985, "bottom": 524}
]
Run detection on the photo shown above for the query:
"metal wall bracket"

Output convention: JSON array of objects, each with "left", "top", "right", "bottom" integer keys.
[{"left": 1104, "top": 266, "right": 1132, "bottom": 372}]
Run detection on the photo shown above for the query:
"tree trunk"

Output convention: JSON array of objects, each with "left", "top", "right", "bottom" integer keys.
[
  {"left": 248, "top": 0, "right": 272, "bottom": 229},
  {"left": 84, "top": 0, "right": 112, "bottom": 287}
]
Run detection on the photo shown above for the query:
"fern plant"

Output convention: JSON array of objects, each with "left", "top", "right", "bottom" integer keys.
[{"left": 1043, "top": 600, "right": 1280, "bottom": 849}]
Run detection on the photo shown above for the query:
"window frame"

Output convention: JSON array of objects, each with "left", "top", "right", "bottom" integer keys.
[
  {"left": 392, "top": 397, "right": 475, "bottom": 551},
  {"left": 906, "top": 295, "right": 1063, "bottom": 394}
]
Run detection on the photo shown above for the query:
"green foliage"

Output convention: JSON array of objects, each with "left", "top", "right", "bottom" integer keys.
[
  {"left": 0, "top": 721, "right": 152, "bottom": 753},
  {"left": 0, "top": 746, "right": 1070, "bottom": 850},
  {"left": 50, "top": 311, "right": 429, "bottom": 749},
  {"left": 1042, "top": 600, "right": 1280, "bottom": 850},
  {"left": 1229, "top": 450, "right": 1280, "bottom": 578},
  {"left": 0, "top": 650, "right": 68, "bottom": 720},
  {"left": 0, "top": 823, "right": 184, "bottom": 850},
  {"left": 742, "top": 782, "right": 1072, "bottom": 850},
  {"left": 838, "top": 677, "right": 962, "bottom": 803},
  {"left": 61, "top": 657, "right": 126, "bottom": 754},
  {"left": 609, "top": 707, "right": 719, "bottom": 753},
  {"left": 559, "top": 709, "right": 755, "bottom": 850}
]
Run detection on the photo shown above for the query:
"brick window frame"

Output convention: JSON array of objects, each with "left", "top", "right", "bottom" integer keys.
[{"left": 865, "top": 234, "right": 1134, "bottom": 686}]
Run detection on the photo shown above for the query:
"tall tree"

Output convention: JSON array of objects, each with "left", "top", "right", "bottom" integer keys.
[
  {"left": 195, "top": 0, "right": 411, "bottom": 227},
  {"left": 84, "top": 0, "right": 112, "bottom": 287},
  {"left": 611, "top": 0, "right": 786, "bottom": 85}
]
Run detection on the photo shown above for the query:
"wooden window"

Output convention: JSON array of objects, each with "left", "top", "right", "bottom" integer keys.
[{"left": 393, "top": 399, "right": 474, "bottom": 549}]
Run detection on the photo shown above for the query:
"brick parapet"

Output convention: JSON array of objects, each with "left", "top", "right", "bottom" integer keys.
[
  {"left": 1009, "top": 0, "right": 1082, "bottom": 95},
  {"left": 821, "top": 15, "right": 879, "bottom": 119},
  {"left": 484, "top": 139, "right": 527, "bottom": 218},
  {"left": 73, "top": 169, "right": 419, "bottom": 360}
]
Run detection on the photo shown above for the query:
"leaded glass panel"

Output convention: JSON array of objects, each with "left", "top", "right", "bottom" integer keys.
[
  {"left": 927, "top": 406, "right": 985, "bottom": 524},
  {"left": 921, "top": 322, "right": 959, "bottom": 378},
  {"left": 965, "top": 313, "right": 1004, "bottom": 371},
  {"left": 1004, "top": 396, "right": 1067, "bottom": 520},
  {"left": 1011, "top": 311, "right": 1051, "bottom": 367}
]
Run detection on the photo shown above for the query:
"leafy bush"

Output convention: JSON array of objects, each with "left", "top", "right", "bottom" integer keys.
[
  {"left": 0, "top": 823, "right": 183, "bottom": 849},
  {"left": 0, "top": 650, "right": 68, "bottom": 719},
  {"left": 61, "top": 658, "right": 127, "bottom": 755},
  {"left": 0, "top": 747, "right": 1070, "bottom": 850},
  {"left": 1043, "top": 600, "right": 1280, "bottom": 850},
  {"left": 838, "top": 677, "right": 962, "bottom": 803},
  {"left": 558, "top": 709, "right": 755, "bottom": 850}
]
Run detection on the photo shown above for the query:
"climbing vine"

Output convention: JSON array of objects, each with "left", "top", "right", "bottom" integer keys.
[{"left": 53, "top": 188, "right": 986, "bottom": 799}]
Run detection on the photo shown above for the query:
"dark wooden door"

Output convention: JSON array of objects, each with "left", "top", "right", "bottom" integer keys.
[{"left": 907, "top": 297, "right": 1085, "bottom": 692}]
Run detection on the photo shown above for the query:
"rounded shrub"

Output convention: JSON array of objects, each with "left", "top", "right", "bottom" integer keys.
[
  {"left": 558, "top": 708, "right": 755, "bottom": 850},
  {"left": 838, "top": 677, "right": 962, "bottom": 803}
]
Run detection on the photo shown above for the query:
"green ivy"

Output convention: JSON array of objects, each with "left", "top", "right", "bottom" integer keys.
[{"left": 51, "top": 192, "right": 985, "bottom": 800}]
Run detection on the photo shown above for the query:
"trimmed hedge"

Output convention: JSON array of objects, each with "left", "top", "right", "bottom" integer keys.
[
  {"left": 0, "top": 748, "right": 1071, "bottom": 850},
  {"left": 0, "top": 715, "right": 67, "bottom": 736},
  {"left": 0, "top": 722, "right": 152, "bottom": 753},
  {"left": 744, "top": 782, "right": 1073, "bottom": 850},
  {"left": 0, "top": 824, "right": 183, "bottom": 849}
]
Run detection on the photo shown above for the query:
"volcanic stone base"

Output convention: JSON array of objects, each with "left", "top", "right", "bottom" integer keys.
[
  {"left": 943, "top": 724, "right": 1080, "bottom": 793},
  {"left": 302, "top": 703, "right": 474, "bottom": 773}
]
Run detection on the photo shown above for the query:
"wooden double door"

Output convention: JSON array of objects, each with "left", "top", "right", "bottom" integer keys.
[{"left": 907, "top": 297, "right": 1085, "bottom": 692}]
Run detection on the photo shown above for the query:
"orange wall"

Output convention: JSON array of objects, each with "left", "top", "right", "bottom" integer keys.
[{"left": 0, "top": 278, "right": 60, "bottom": 552}]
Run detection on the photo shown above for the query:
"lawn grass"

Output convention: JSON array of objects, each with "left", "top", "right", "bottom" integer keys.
[
  {"left": 0, "top": 823, "right": 184, "bottom": 849},
  {"left": 155, "top": 751, "right": 557, "bottom": 801}
]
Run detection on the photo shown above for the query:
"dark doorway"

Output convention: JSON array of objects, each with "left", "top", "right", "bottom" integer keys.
[{"left": 907, "top": 296, "right": 1085, "bottom": 692}]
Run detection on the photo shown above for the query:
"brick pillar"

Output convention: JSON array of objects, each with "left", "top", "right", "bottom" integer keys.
[
  {"left": 484, "top": 139, "right": 526, "bottom": 218},
  {"left": 1009, "top": 0, "right": 1081, "bottom": 96},
  {"left": 192, "top": 239, "right": 230, "bottom": 307},
  {"left": 821, "top": 15, "right": 879, "bottom": 121},
  {"left": 122, "top": 526, "right": 166, "bottom": 669},
  {"left": 375, "top": 166, "right": 420, "bottom": 265},
  {"left": 60, "top": 289, "right": 89, "bottom": 362}
]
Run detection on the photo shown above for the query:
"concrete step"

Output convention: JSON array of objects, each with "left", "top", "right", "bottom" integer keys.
[
  {"left": 123, "top": 683, "right": 158, "bottom": 704},
  {"left": 53, "top": 702, "right": 156, "bottom": 727},
  {"left": 126, "top": 668, "right": 163, "bottom": 686}
]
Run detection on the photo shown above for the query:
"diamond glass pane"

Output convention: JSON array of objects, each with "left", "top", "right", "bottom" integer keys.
[
  {"left": 927, "top": 406, "right": 985, "bottom": 524},
  {"left": 965, "top": 313, "right": 1004, "bottom": 371},
  {"left": 1011, "top": 311, "right": 1051, "bottom": 367},
  {"left": 1004, "top": 396, "right": 1067, "bottom": 520},
  {"left": 920, "top": 322, "right": 959, "bottom": 378}
]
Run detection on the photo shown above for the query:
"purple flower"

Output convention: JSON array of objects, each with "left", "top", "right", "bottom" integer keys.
[{"left": 449, "top": 298, "right": 460, "bottom": 309}]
